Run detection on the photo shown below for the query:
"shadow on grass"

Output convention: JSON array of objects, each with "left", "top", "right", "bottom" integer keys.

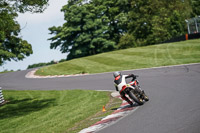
[{"left": 0, "top": 98, "right": 56, "bottom": 119}]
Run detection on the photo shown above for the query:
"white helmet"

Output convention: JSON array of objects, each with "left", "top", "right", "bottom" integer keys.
[{"left": 113, "top": 71, "right": 121, "bottom": 78}]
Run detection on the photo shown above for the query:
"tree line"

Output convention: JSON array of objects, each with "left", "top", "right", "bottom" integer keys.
[
  {"left": 0, "top": 0, "right": 200, "bottom": 66},
  {"left": 27, "top": 59, "right": 66, "bottom": 69},
  {"left": 49, "top": 0, "right": 200, "bottom": 60}
]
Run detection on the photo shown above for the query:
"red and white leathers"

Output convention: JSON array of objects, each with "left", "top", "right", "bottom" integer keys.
[
  {"left": 114, "top": 75, "right": 128, "bottom": 91},
  {"left": 114, "top": 74, "right": 136, "bottom": 105}
]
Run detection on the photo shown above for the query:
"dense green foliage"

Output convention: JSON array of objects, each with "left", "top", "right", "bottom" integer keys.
[
  {"left": 128, "top": 0, "right": 192, "bottom": 46},
  {"left": 191, "top": 0, "right": 200, "bottom": 17},
  {"left": 49, "top": 0, "right": 119, "bottom": 59},
  {"left": 49, "top": 0, "right": 200, "bottom": 60},
  {"left": 0, "top": 0, "right": 49, "bottom": 66},
  {"left": 48, "top": 0, "right": 132, "bottom": 60},
  {"left": 36, "top": 39, "right": 200, "bottom": 76}
]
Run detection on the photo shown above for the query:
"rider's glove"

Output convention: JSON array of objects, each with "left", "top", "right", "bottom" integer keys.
[{"left": 131, "top": 74, "right": 136, "bottom": 81}]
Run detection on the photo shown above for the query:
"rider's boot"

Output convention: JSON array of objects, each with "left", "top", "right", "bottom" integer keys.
[
  {"left": 121, "top": 95, "right": 133, "bottom": 106},
  {"left": 128, "top": 101, "right": 134, "bottom": 106}
]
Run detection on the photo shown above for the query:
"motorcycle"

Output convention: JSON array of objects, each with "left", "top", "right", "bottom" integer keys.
[{"left": 123, "top": 75, "right": 149, "bottom": 105}]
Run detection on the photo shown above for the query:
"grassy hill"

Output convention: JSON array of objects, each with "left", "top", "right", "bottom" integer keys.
[{"left": 36, "top": 39, "right": 200, "bottom": 76}]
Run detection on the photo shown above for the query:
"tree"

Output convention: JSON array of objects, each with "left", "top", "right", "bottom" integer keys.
[
  {"left": 49, "top": 1, "right": 116, "bottom": 60},
  {"left": 128, "top": 0, "right": 155, "bottom": 45},
  {"left": 92, "top": 0, "right": 131, "bottom": 43},
  {"left": 49, "top": 0, "right": 134, "bottom": 59},
  {"left": 0, "top": 0, "right": 49, "bottom": 66},
  {"left": 118, "top": 34, "right": 136, "bottom": 49},
  {"left": 191, "top": 0, "right": 200, "bottom": 17},
  {"left": 128, "top": 0, "right": 192, "bottom": 45},
  {"left": 2, "top": 0, "right": 49, "bottom": 13}
]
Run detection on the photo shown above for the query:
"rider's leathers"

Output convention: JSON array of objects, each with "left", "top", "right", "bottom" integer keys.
[{"left": 114, "top": 74, "right": 135, "bottom": 105}]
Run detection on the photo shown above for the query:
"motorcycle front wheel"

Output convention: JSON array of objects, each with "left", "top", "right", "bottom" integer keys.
[{"left": 128, "top": 90, "right": 144, "bottom": 105}]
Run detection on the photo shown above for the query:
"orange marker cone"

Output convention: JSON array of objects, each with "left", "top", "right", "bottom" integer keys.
[{"left": 102, "top": 106, "right": 106, "bottom": 112}]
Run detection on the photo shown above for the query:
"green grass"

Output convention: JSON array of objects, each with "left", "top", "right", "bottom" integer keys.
[
  {"left": 0, "top": 90, "right": 120, "bottom": 133},
  {"left": 0, "top": 70, "right": 14, "bottom": 74},
  {"left": 35, "top": 39, "right": 200, "bottom": 76}
]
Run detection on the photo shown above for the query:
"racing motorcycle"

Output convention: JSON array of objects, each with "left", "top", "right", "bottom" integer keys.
[{"left": 123, "top": 75, "right": 149, "bottom": 105}]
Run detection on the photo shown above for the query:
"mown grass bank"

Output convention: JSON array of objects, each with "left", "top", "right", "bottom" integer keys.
[
  {"left": 36, "top": 39, "right": 200, "bottom": 76},
  {"left": 0, "top": 90, "right": 120, "bottom": 133}
]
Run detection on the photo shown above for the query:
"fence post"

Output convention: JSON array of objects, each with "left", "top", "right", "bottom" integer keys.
[{"left": 0, "top": 87, "right": 5, "bottom": 105}]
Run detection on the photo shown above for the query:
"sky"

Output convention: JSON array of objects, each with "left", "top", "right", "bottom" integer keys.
[{"left": 0, "top": 0, "right": 68, "bottom": 71}]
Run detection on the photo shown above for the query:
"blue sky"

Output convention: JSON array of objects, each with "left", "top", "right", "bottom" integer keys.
[{"left": 0, "top": 0, "right": 68, "bottom": 71}]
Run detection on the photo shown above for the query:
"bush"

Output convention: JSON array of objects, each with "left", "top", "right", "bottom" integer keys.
[{"left": 118, "top": 34, "right": 136, "bottom": 49}]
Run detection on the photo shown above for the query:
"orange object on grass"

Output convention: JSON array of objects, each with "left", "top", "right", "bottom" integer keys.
[{"left": 102, "top": 106, "right": 106, "bottom": 112}]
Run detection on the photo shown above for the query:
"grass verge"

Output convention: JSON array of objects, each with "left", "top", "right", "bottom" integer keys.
[
  {"left": 0, "top": 70, "right": 14, "bottom": 74},
  {"left": 35, "top": 39, "right": 200, "bottom": 76},
  {"left": 0, "top": 90, "right": 121, "bottom": 133}
]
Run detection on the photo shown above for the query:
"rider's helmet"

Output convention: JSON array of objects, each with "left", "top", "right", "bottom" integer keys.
[{"left": 113, "top": 71, "right": 121, "bottom": 78}]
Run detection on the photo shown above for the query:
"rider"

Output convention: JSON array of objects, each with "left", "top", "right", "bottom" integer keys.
[{"left": 113, "top": 71, "right": 138, "bottom": 106}]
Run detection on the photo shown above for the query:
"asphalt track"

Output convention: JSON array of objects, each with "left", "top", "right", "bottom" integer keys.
[{"left": 1, "top": 63, "right": 200, "bottom": 133}]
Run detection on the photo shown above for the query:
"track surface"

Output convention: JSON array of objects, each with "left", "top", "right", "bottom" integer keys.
[{"left": 1, "top": 64, "right": 200, "bottom": 133}]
